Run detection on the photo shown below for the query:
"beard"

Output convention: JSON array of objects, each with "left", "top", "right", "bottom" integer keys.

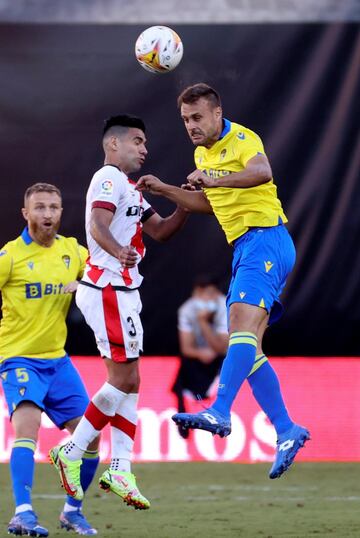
[{"left": 31, "top": 220, "right": 60, "bottom": 244}]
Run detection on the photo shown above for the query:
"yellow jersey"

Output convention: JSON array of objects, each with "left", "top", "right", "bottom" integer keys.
[
  {"left": 194, "top": 119, "right": 287, "bottom": 243},
  {"left": 0, "top": 228, "right": 87, "bottom": 362}
]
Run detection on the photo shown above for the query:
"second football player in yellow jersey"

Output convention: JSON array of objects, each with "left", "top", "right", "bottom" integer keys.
[
  {"left": 137, "top": 83, "right": 310, "bottom": 480},
  {"left": 0, "top": 183, "right": 98, "bottom": 536},
  {"left": 0, "top": 230, "right": 87, "bottom": 361}
]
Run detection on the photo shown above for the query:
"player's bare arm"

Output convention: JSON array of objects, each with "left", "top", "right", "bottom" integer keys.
[
  {"left": 188, "top": 154, "right": 272, "bottom": 189},
  {"left": 91, "top": 207, "right": 138, "bottom": 268},
  {"left": 142, "top": 209, "right": 188, "bottom": 242},
  {"left": 137, "top": 174, "right": 213, "bottom": 214}
]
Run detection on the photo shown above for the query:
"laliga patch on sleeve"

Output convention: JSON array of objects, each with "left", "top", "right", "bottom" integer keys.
[
  {"left": 101, "top": 180, "right": 114, "bottom": 195},
  {"left": 0, "top": 250, "right": 7, "bottom": 257}
]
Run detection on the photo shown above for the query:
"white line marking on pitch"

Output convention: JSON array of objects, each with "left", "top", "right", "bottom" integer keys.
[{"left": 180, "top": 484, "right": 319, "bottom": 492}]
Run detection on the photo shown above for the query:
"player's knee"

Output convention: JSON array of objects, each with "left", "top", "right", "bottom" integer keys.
[
  {"left": 129, "top": 374, "right": 140, "bottom": 393},
  {"left": 13, "top": 425, "right": 39, "bottom": 441},
  {"left": 229, "top": 303, "right": 267, "bottom": 335},
  {"left": 116, "top": 370, "right": 140, "bottom": 393},
  {"left": 107, "top": 360, "right": 140, "bottom": 393},
  {"left": 12, "top": 403, "right": 41, "bottom": 440}
]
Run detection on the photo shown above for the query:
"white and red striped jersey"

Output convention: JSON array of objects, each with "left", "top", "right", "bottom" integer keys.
[{"left": 82, "top": 164, "right": 154, "bottom": 289}]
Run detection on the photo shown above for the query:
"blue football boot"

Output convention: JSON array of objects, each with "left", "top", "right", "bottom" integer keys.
[
  {"left": 8, "top": 510, "right": 49, "bottom": 537},
  {"left": 269, "top": 424, "right": 311, "bottom": 479},
  {"left": 172, "top": 407, "right": 231, "bottom": 437},
  {"left": 60, "top": 510, "right": 98, "bottom": 535}
]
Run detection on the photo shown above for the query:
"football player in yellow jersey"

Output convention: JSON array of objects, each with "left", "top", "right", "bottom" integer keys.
[
  {"left": 137, "top": 83, "right": 310, "bottom": 479},
  {"left": 0, "top": 183, "right": 98, "bottom": 536}
]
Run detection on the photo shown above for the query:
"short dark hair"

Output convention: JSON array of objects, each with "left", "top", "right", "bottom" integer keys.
[
  {"left": 103, "top": 114, "right": 146, "bottom": 137},
  {"left": 177, "top": 83, "right": 221, "bottom": 109},
  {"left": 193, "top": 274, "right": 220, "bottom": 290},
  {"left": 24, "top": 183, "right": 62, "bottom": 204}
]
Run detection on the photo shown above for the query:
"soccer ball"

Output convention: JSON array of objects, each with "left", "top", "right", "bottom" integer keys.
[{"left": 135, "top": 26, "right": 183, "bottom": 74}]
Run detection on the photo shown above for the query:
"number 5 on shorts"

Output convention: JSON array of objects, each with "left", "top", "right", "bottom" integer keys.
[{"left": 15, "top": 368, "right": 29, "bottom": 383}]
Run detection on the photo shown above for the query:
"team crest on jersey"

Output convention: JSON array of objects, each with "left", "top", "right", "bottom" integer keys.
[
  {"left": 101, "top": 180, "right": 113, "bottom": 195},
  {"left": 27, "top": 261, "right": 34, "bottom": 270},
  {"left": 220, "top": 149, "right": 227, "bottom": 161},
  {"left": 62, "top": 255, "right": 71, "bottom": 268},
  {"left": 129, "top": 340, "right": 139, "bottom": 354},
  {"left": 237, "top": 132, "right": 245, "bottom": 140},
  {"left": 0, "top": 250, "right": 7, "bottom": 257}
]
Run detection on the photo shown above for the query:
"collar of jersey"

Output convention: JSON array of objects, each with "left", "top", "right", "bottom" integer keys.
[
  {"left": 21, "top": 227, "right": 33, "bottom": 245},
  {"left": 104, "top": 163, "right": 135, "bottom": 184},
  {"left": 218, "top": 118, "right": 231, "bottom": 140},
  {"left": 105, "top": 163, "right": 122, "bottom": 172}
]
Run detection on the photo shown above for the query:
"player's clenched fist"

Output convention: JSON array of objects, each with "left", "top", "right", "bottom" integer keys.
[
  {"left": 187, "top": 169, "right": 216, "bottom": 188},
  {"left": 117, "top": 245, "right": 138, "bottom": 267},
  {"left": 137, "top": 175, "right": 165, "bottom": 195},
  {"left": 180, "top": 182, "right": 196, "bottom": 191}
]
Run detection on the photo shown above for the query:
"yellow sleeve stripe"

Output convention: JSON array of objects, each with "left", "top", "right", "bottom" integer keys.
[
  {"left": 83, "top": 450, "right": 100, "bottom": 460},
  {"left": 248, "top": 354, "right": 268, "bottom": 377},
  {"left": 13, "top": 438, "right": 36, "bottom": 451}
]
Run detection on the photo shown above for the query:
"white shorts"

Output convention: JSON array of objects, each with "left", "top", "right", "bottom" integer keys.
[{"left": 76, "top": 283, "right": 143, "bottom": 362}]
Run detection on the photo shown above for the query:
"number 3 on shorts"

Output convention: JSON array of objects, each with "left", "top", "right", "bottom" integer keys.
[
  {"left": 127, "top": 316, "right": 137, "bottom": 337},
  {"left": 15, "top": 367, "right": 29, "bottom": 383}
]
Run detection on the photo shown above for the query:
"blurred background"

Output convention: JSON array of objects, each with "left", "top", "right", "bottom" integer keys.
[{"left": 0, "top": 0, "right": 359, "bottom": 359}]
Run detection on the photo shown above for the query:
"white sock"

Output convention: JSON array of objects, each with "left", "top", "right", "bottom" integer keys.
[
  {"left": 110, "top": 393, "right": 138, "bottom": 472},
  {"left": 110, "top": 457, "right": 131, "bottom": 473},
  {"left": 63, "top": 440, "right": 84, "bottom": 460},
  {"left": 15, "top": 504, "right": 32, "bottom": 515},
  {"left": 66, "top": 383, "right": 127, "bottom": 459},
  {"left": 63, "top": 502, "right": 80, "bottom": 513}
]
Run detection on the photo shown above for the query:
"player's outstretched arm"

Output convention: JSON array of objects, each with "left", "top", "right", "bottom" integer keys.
[
  {"left": 137, "top": 175, "right": 213, "bottom": 214},
  {"left": 142, "top": 208, "right": 188, "bottom": 242},
  {"left": 188, "top": 155, "right": 272, "bottom": 189}
]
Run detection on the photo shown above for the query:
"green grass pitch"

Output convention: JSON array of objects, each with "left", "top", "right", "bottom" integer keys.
[{"left": 1, "top": 462, "right": 359, "bottom": 537}]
